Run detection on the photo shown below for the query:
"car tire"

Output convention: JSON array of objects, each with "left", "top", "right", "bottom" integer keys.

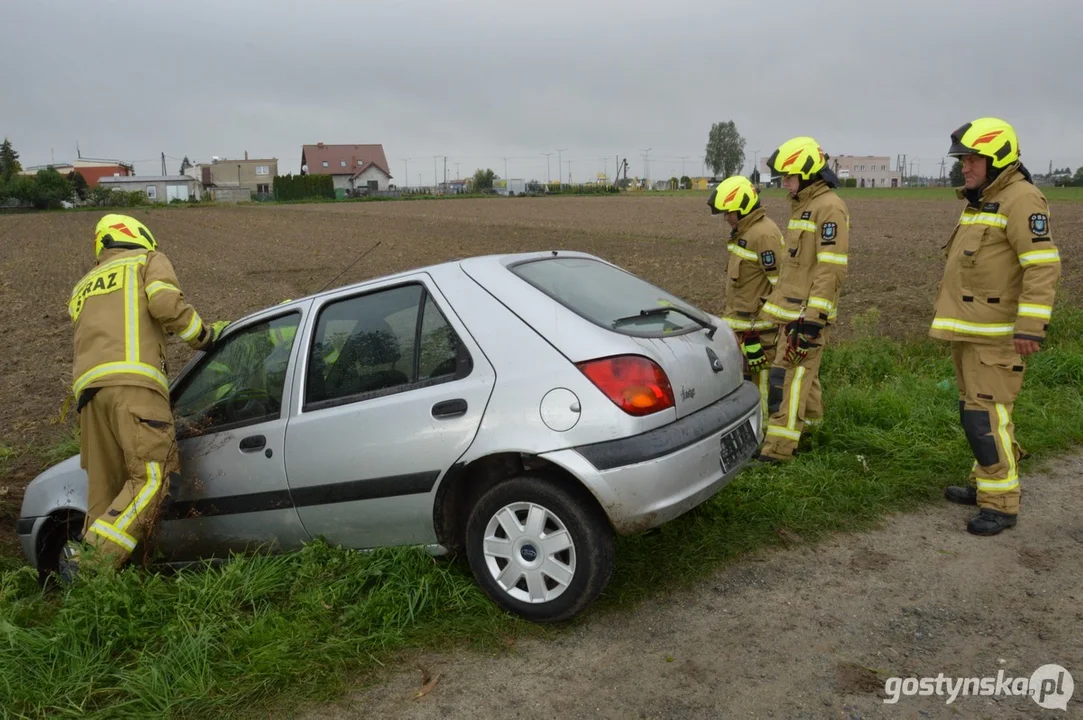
[
  {"left": 465, "top": 474, "right": 615, "bottom": 623},
  {"left": 35, "top": 512, "right": 83, "bottom": 588}
]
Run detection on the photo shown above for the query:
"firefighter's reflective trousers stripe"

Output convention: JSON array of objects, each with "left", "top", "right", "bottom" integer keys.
[
  {"left": 743, "top": 327, "right": 780, "bottom": 422},
  {"left": 952, "top": 341, "right": 1025, "bottom": 515},
  {"left": 77, "top": 385, "right": 180, "bottom": 567},
  {"left": 759, "top": 327, "right": 829, "bottom": 460}
]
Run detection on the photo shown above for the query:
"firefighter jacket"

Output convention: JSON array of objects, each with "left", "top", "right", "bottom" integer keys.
[
  {"left": 69, "top": 247, "right": 213, "bottom": 401},
  {"left": 930, "top": 163, "right": 1061, "bottom": 345},
  {"left": 762, "top": 180, "right": 850, "bottom": 329},
  {"left": 722, "top": 207, "right": 785, "bottom": 331}
]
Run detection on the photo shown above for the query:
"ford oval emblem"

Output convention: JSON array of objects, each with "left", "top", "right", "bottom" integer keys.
[{"left": 520, "top": 544, "right": 538, "bottom": 562}]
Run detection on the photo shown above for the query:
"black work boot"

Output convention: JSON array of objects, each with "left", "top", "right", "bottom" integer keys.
[
  {"left": 967, "top": 508, "right": 1017, "bottom": 536},
  {"left": 944, "top": 485, "right": 977, "bottom": 505}
]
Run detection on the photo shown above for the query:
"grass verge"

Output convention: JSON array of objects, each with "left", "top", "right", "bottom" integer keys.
[{"left": 2, "top": 307, "right": 1081, "bottom": 719}]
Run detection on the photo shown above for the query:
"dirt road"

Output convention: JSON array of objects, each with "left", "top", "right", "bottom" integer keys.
[{"left": 303, "top": 452, "right": 1083, "bottom": 719}]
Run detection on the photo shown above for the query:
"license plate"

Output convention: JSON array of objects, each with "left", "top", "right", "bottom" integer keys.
[{"left": 719, "top": 419, "right": 757, "bottom": 473}]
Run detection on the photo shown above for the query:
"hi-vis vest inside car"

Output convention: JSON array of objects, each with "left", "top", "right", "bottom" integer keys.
[
  {"left": 69, "top": 248, "right": 213, "bottom": 400},
  {"left": 762, "top": 181, "right": 850, "bottom": 328},
  {"left": 930, "top": 164, "right": 1061, "bottom": 345}
]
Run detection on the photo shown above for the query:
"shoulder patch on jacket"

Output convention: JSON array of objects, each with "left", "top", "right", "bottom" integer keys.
[
  {"left": 801, "top": 211, "right": 812, "bottom": 220},
  {"left": 982, "top": 202, "right": 1000, "bottom": 213},
  {"left": 761, "top": 250, "right": 776, "bottom": 268},
  {"left": 1029, "top": 213, "right": 1049, "bottom": 236},
  {"left": 737, "top": 238, "right": 747, "bottom": 248},
  {"left": 821, "top": 222, "right": 837, "bottom": 241}
]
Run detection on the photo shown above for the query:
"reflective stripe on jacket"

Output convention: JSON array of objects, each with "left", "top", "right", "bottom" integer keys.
[
  {"left": 69, "top": 248, "right": 212, "bottom": 399},
  {"left": 722, "top": 207, "right": 785, "bottom": 332},
  {"left": 929, "top": 163, "right": 1061, "bottom": 344},
  {"left": 762, "top": 181, "right": 850, "bottom": 327}
]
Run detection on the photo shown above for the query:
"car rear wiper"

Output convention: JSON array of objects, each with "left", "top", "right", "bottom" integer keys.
[{"left": 612, "top": 307, "right": 718, "bottom": 339}]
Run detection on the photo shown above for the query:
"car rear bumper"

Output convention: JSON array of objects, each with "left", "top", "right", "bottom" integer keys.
[{"left": 541, "top": 381, "right": 763, "bottom": 534}]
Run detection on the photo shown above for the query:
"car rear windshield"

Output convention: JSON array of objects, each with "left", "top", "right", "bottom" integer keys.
[{"left": 509, "top": 256, "right": 706, "bottom": 335}]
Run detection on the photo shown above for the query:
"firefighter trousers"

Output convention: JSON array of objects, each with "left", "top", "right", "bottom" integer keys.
[
  {"left": 759, "top": 326, "right": 829, "bottom": 460},
  {"left": 76, "top": 385, "right": 180, "bottom": 568},
  {"left": 952, "top": 342, "right": 1026, "bottom": 515}
]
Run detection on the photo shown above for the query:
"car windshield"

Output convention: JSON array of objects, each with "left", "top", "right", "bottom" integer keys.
[{"left": 509, "top": 256, "right": 707, "bottom": 335}]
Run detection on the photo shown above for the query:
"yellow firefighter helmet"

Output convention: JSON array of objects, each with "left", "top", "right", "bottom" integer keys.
[
  {"left": 766, "top": 136, "right": 827, "bottom": 180},
  {"left": 94, "top": 214, "right": 157, "bottom": 258},
  {"left": 707, "top": 176, "right": 758, "bottom": 216},
  {"left": 947, "top": 117, "right": 1019, "bottom": 169}
]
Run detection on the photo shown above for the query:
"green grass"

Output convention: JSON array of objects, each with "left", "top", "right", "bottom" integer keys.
[{"left": 2, "top": 307, "right": 1082, "bottom": 718}]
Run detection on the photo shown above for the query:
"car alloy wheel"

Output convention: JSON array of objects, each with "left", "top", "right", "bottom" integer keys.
[{"left": 481, "top": 500, "right": 576, "bottom": 604}]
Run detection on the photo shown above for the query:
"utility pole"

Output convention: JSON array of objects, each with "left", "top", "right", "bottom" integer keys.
[
  {"left": 433, "top": 155, "right": 439, "bottom": 188},
  {"left": 455, "top": 162, "right": 460, "bottom": 180},
  {"left": 752, "top": 149, "right": 759, "bottom": 176},
  {"left": 567, "top": 160, "right": 572, "bottom": 185},
  {"left": 542, "top": 152, "right": 553, "bottom": 184},
  {"left": 678, "top": 155, "right": 691, "bottom": 179},
  {"left": 503, "top": 156, "right": 508, "bottom": 181},
  {"left": 639, "top": 148, "right": 652, "bottom": 187},
  {"left": 443, "top": 156, "right": 447, "bottom": 187},
  {"left": 161, "top": 152, "right": 166, "bottom": 176},
  {"left": 939, "top": 157, "right": 946, "bottom": 185},
  {"left": 556, "top": 149, "right": 567, "bottom": 185}
]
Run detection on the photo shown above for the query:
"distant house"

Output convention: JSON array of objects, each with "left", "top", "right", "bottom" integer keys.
[
  {"left": 73, "top": 157, "right": 135, "bottom": 188},
  {"left": 99, "top": 175, "right": 203, "bottom": 203},
  {"left": 300, "top": 143, "right": 392, "bottom": 194},
  {"left": 22, "top": 157, "right": 134, "bottom": 188},
  {"left": 21, "top": 163, "right": 76, "bottom": 177},
  {"left": 187, "top": 152, "right": 278, "bottom": 197}
]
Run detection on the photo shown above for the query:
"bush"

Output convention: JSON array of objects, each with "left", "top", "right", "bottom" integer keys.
[{"left": 273, "top": 174, "right": 335, "bottom": 201}]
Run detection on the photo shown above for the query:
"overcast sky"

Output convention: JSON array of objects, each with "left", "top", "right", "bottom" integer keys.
[{"left": 4, "top": 0, "right": 1081, "bottom": 185}]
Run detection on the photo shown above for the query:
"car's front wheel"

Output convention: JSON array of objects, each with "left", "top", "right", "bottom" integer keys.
[{"left": 465, "top": 475, "right": 615, "bottom": 623}]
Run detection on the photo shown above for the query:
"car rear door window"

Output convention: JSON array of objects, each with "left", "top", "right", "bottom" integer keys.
[
  {"left": 509, "top": 256, "right": 705, "bottom": 335},
  {"left": 304, "top": 282, "right": 470, "bottom": 410}
]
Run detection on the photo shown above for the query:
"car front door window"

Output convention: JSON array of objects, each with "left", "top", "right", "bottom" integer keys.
[{"left": 173, "top": 312, "right": 301, "bottom": 436}]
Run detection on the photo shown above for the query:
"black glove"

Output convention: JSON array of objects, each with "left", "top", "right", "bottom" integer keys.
[
  {"left": 741, "top": 330, "right": 769, "bottom": 373},
  {"left": 784, "top": 320, "right": 822, "bottom": 364}
]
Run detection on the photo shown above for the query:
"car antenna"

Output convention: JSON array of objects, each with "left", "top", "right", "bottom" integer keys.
[{"left": 314, "top": 240, "right": 382, "bottom": 294}]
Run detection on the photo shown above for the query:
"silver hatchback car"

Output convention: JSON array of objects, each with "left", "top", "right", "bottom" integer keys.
[{"left": 18, "top": 250, "right": 763, "bottom": 622}]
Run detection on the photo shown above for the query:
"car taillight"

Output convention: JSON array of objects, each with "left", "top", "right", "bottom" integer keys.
[{"left": 576, "top": 355, "right": 675, "bottom": 416}]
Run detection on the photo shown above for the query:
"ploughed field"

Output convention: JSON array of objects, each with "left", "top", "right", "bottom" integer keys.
[{"left": 0, "top": 192, "right": 1080, "bottom": 508}]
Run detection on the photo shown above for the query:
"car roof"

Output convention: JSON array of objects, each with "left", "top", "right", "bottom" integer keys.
[{"left": 254, "top": 249, "right": 600, "bottom": 318}]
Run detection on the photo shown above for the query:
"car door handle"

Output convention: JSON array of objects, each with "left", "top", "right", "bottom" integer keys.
[
  {"left": 239, "top": 435, "right": 266, "bottom": 451},
  {"left": 432, "top": 399, "right": 468, "bottom": 419}
]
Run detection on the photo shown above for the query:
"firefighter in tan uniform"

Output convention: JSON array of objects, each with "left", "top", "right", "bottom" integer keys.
[
  {"left": 707, "top": 175, "right": 784, "bottom": 419},
  {"left": 62, "top": 214, "right": 228, "bottom": 578},
  {"left": 934, "top": 118, "right": 1061, "bottom": 536},
  {"left": 756, "top": 137, "right": 849, "bottom": 462}
]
